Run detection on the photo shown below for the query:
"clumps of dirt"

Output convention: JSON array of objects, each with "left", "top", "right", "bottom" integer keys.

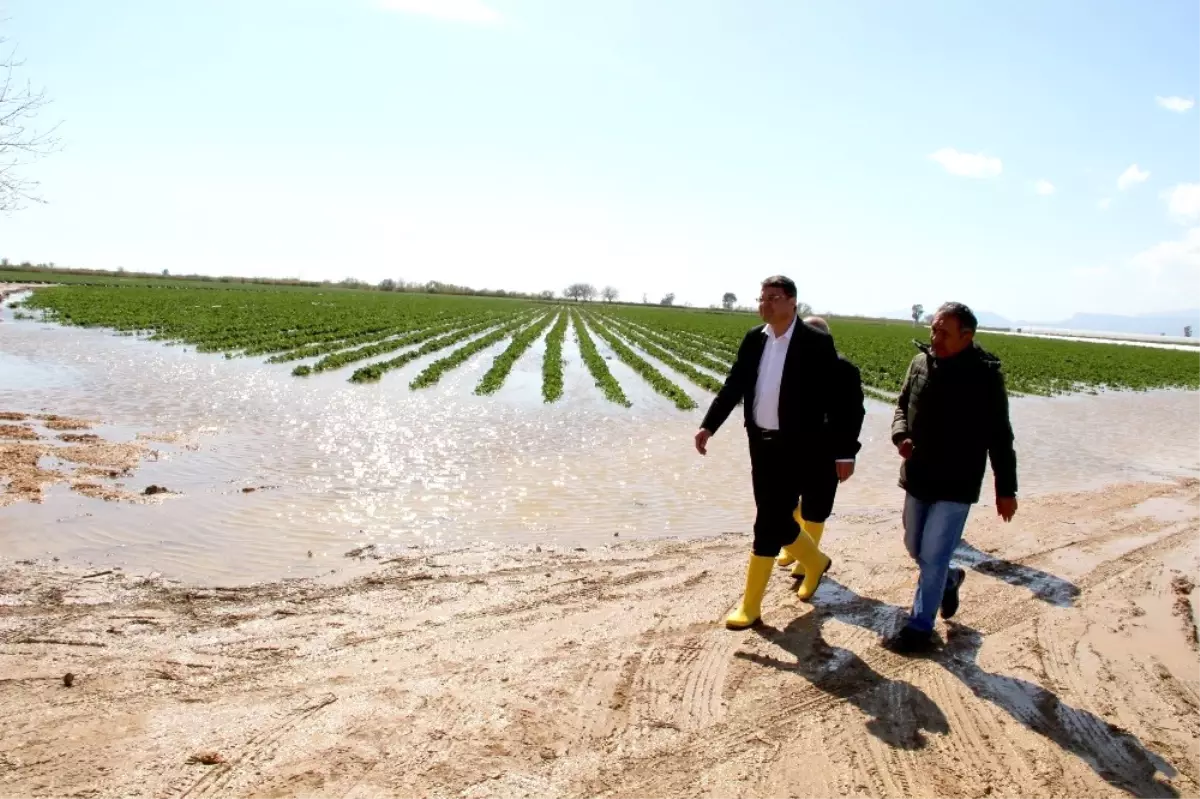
[
  {"left": 0, "top": 443, "right": 65, "bottom": 508},
  {"left": 0, "top": 418, "right": 157, "bottom": 507},
  {"left": 57, "top": 433, "right": 101, "bottom": 444},
  {"left": 56, "top": 442, "right": 147, "bottom": 472},
  {"left": 1171, "top": 575, "right": 1197, "bottom": 649},
  {"left": 186, "top": 751, "right": 225, "bottom": 766},
  {"left": 0, "top": 424, "right": 40, "bottom": 441},
  {"left": 71, "top": 482, "right": 141, "bottom": 503},
  {"left": 39, "top": 415, "right": 94, "bottom": 431},
  {"left": 136, "top": 431, "right": 188, "bottom": 444},
  {"left": 143, "top": 485, "right": 174, "bottom": 496}
]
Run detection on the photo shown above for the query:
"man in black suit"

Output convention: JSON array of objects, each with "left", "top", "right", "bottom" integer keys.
[{"left": 695, "top": 276, "right": 864, "bottom": 630}]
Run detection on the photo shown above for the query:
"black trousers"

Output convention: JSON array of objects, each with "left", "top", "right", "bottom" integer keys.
[{"left": 748, "top": 430, "right": 839, "bottom": 557}]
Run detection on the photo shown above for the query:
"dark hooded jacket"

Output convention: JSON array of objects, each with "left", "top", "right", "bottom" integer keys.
[{"left": 891, "top": 341, "right": 1018, "bottom": 504}]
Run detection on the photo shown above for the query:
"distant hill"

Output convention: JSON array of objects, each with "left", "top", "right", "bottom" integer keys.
[
  {"left": 1020, "top": 310, "right": 1200, "bottom": 337},
  {"left": 881, "top": 308, "right": 1199, "bottom": 337}
]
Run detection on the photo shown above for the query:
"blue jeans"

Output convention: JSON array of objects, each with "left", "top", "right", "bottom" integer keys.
[{"left": 903, "top": 493, "right": 971, "bottom": 633}]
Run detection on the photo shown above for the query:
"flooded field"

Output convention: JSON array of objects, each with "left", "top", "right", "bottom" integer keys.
[{"left": 2, "top": 296, "right": 1197, "bottom": 584}]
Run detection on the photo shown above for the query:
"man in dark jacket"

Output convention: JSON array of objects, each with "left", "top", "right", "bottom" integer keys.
[
  {"left": 694, "top": 277, "right": 864, "bottom": 630},
  {"left": 886, "top": 302, "right": 1018, "bottom": 653},
  {"left": 775, "top": 316, "right": 866, "bottom": 577}
]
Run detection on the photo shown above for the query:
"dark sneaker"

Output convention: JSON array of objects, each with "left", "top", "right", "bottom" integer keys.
[
  {"left": 941, "top": 567, "right": 966, "bottom": 619},
  {"left": 883, "top": 626, "right": 936, "bottom": 655}
]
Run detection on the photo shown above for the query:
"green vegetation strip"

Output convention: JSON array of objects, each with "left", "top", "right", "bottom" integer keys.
[
  {"left": 475, "top": 311, "right": 559, "bottom": 395},
  {"left": 571, "top": 310, "right": 630, "bottom": 407},
  {"left": 349, "top": 316, "right": 524, "bottom": 384},
  {"left": 16, "top": 283, "right": 1198, "bottom": 397},
  {"left": 605, "top": 316, "right": 732, "bottom": 377},
  {"left": 299, "top": 318, "right": 492, "bottom": 376},
  {"left": 541, "top": 312, "right": 569, "bottom": 403},
  {"left": 585, "top": 315, "right": 697, "bottom": 410},
  {"left": 410, "top": 315, "right": 538, "bottom": 389}
]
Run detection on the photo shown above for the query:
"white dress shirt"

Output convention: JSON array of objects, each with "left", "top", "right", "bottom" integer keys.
[
  {"left": 752, "top": 316, "right": 796, "bottom": 430},
  {"left": 751, "top": 315, "right": 855, "bottom": 463}
]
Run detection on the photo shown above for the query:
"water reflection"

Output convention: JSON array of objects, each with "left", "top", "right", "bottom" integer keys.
[{"left": 1, "top": 307, "right": 1196, "bottom": 584}]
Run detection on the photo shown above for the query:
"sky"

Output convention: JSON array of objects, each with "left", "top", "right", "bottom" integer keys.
[{"left": 1, "top": 0, "right": 1197, "bottom": 320}]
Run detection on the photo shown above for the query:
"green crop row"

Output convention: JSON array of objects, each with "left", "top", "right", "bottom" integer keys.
[
  {"left": 585, "top": 315, "right": 697, "bottom": 411},
  {"left": 475, "top": 312, "right": 558, "bottom": 396},
  {"left": 542, "top": 312, "right": 569, "bottom": 403},
  {"left": 571, "top": 310, "right": 630, "bottom": 407},
  {"left": 305, "top": 317, "right": 500, "bottom": 377},
  {"left": 410, "top": 314, "right": 539, "bottom": 390},
  {"left": 15, "top": 282, "right": 1199, "bottom": 398},
  {"left": 601, "top": 315, "right": 731, "bottom": 382},
  {"left": 351, "top": 314, "right": 527, "bottom": 384}
]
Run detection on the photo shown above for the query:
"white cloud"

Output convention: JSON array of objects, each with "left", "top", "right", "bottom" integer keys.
[
  {"left": 928, "top": 148, "right": 1003, "bottom": 179},
  {"left": 1131, "top": 227, "right": 1200, "bottom": 275},
  {"left": 1034, "top": 179, "right": 1055, "bottom": 196},
  {"left": 1155, "top": 96, "right": 1195, "bottom": 113},
  {"left": 1164, "top": 183, "right": 1200, "bottom": 224},
  {"left": 377, "top": 0, "right": 501, "bottom": 24},
  {"left": 1117, "top": 164, "right": 1150, "bottom": 191},
  {"left": 1097, "top": 197, "right": 1112, "bottom": 210}
]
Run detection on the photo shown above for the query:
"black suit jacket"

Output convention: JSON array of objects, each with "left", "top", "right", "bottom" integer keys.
[{"left": 700, "top": 320, "right": 864, "bottom": 460}]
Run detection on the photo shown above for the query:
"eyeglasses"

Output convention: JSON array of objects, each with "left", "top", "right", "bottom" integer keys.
[{"left": 757, "top": 294, "right": 789, "bottom": 304}]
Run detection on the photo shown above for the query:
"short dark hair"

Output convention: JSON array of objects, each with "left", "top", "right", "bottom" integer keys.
[
  {"left": 936, "top": 302, "right": 978, "bottom": 333},
  {"left": 761, "top": 275, "right": 797, "bottom": 299}
]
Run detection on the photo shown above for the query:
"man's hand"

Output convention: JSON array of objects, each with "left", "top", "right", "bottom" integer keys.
[
  {"left": 694, "top": 428, "right": 712, "bottom": 456},
  {"left": 835, "top": 461, "right": 855, "bottom": 482},
  {"left": 897, "top": 439, "right": 914, "bottom": 460},
  {"left": 997, "top": 496, "right": 1018, "bottom": 522}
]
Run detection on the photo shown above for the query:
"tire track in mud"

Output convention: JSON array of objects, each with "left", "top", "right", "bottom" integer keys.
[
  {"left": 578, "top": 513, "right": 1200, "bottom": 799},
  {"left": 170, "top": 692, "right": 337, "bottom": 799}
]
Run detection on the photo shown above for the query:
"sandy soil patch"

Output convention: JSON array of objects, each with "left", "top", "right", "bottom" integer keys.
[
  {"left": 0, "top": 425, "right": 40, "bottom": 441},
  {"left": 0, "top": 479, "right": 1196, "bottom": 798},
  {"left": 0, "top": 412, "right": 161, "bottom": 507}
]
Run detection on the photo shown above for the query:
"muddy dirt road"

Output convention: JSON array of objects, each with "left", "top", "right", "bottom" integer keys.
[{"left": 2, "top": 479, "right": 1197, "bottom": 798}]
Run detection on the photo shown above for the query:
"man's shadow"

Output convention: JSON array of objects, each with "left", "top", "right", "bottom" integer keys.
[
  {"left": 736, "top": 593, "right": 949, "bottom": 750},
  {"left": 940, "top": 622, "right": 1181, "bottom": 798},
  {"left": 955, "top": 539, "right": 1081, "bottom": 607},
  {"left": 762, "top": 578, "right": 1181, "bottom": 797}
]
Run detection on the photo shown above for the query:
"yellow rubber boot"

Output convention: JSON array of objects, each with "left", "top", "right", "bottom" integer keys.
[
  {"left": 725, "top": 554, "right": 775, "bottom": 630},
  {"left": 776, "top": 508, "right": 804, "bottom": 568},
  {"left": 783, "top": 530, "right": 832, "bottom": 601},
  {"left": 789, "top": 520, "right": 826, "bottom": 579}
]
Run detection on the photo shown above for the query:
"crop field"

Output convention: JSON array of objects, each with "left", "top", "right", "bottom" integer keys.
[{"left": 12, "top": 285, "right": 1200, "bottom": 402}]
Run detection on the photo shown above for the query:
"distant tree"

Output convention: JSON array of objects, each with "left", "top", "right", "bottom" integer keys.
[
  {"left": 117, "top": 266, "right": 125, "bottom": 273},
  {"left": 540, "top": 289, "right": 555, "bottom": 301},
  {"left": 797, "top": 301, "right": 813, "bottom": 316},
  {"left": 563, "top": 282, "right": 596, "bottom": 301},
  {"left": 642, "top": 293, "right": 648, "bottom": 304},
  {"left": 922, "top": 313, "right": 934, "bottom": 324},
  {"left": 722, "top": 292, "right": 737, "bottom": 310},
  {"left": 911, "top": 303, "right": 924, "bottom": 325},
  {"left": 378, "top": 278, "right": 397, "bottom": 291},
  {"left": 0, "top": 258, "right": 7, "bottom": 266},
  {"left": 660, "top": 292, "right": 676, "bottom": 306},
  {"left": 161, "top": 269, "right": 169, "bottom": 277},
  {"left": 602, "top": 285, "right": 619, "bottom": 303},
  {"left": 1186, "top": 325, "right": 1193, "bottom": 338}
]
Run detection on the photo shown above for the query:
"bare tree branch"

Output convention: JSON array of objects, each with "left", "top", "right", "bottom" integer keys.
[{"left": 0, "top": 33, "right": 60, "bottom": 213}]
